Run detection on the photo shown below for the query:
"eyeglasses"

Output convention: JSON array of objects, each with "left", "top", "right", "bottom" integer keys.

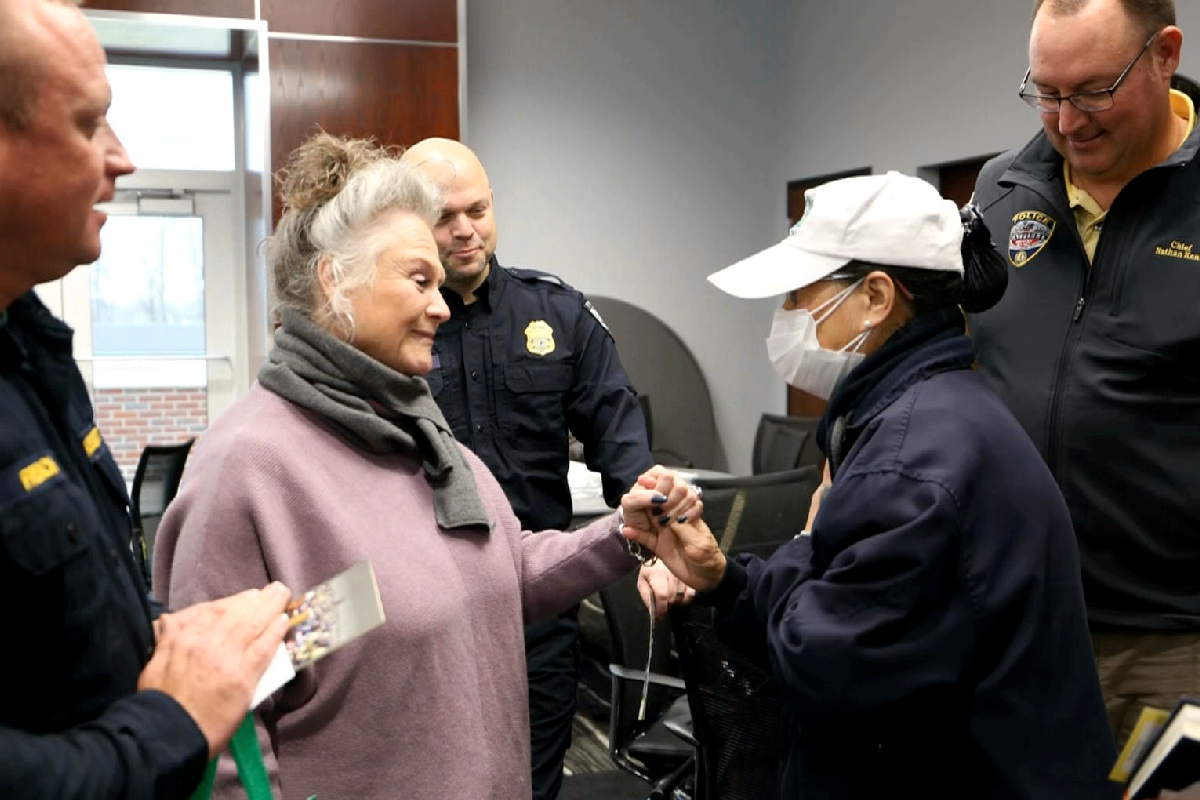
[{"left": 1018, "top": 31, "right": 1157, "bottom": 113}]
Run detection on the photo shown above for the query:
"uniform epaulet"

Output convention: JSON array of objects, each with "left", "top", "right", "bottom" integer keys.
[{"left": 507, "top": 267, "right": 566, "bottom": 289}]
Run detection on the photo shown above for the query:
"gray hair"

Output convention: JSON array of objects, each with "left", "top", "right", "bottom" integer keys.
[{"left": 269, "top": 155, "right": 442, "bottom": 338}]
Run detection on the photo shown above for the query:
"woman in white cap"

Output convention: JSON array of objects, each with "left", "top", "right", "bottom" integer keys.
[{"left": 626, "top": 172, "right": 1117, "bottom": 798}]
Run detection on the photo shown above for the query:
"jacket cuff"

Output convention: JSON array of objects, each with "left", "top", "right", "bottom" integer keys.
[
  {"left": 109, "top": 690, "right": 210, "bottom": 798},
  {"left": 693, "top": 556, "right": 749, "bottom": 611}
]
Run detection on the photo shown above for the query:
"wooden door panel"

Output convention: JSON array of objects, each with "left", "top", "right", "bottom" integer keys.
[
  {"left": 85, "top": 0, "right": 253, "bottom": 17},
  {"left": 269, "top": 37, "right": 459, "bottom": 221},
  {"left": 262, "top": 0, "right": 456, "bottom": 42}
]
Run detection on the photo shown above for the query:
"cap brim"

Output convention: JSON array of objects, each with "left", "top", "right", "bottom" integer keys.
[{"left": 707, "top": 239, "right": 849, "bottom": 299}]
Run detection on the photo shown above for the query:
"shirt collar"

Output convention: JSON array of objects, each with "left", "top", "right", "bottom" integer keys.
[
  {"left": 442, "top": 255, "right": 500, "bottom": 314},
  {"left": 1063, "top": 88, "right": 1196, "bottom": 215}
]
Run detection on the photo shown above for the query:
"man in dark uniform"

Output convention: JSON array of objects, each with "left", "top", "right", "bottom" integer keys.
[
  {"left": 403, "top": 138, "right": 652, "bottom": 800},
  {"left": 0, "top": 1, "right": 291, "bottom": 796},
  {"left": 971, "top": 0, "right": 1199, "bottom": 750}
]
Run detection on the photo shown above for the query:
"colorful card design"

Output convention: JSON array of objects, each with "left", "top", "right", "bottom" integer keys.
[{"left": 251, "top": 561, "right": 385, "bottom": 708}]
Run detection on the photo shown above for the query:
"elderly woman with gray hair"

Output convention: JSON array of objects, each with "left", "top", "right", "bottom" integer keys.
[{"left": 152, "top": 132, "right": 693, "bottom": 800}]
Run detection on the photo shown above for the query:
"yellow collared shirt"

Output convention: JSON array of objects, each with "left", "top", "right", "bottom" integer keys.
[{"left": 1064, "top": 88, "right": 1196, "bottom": 262}]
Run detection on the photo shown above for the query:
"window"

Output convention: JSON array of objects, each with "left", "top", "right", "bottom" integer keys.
[
  {"left": 105, "top": 65, "right": 236, "bottom": 172},
  {"left": 91, "top": 215, "right": 206, "bottom": 357}
]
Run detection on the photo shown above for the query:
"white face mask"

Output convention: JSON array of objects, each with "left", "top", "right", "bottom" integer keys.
[{"left": 766, "top": 278, "right": 871, "bottom": 401}]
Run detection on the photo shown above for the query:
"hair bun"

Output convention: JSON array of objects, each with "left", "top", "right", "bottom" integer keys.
[
  {"left": 957, "top": 200, "right": 1008, "bottom": 313},
  {"left": 276, "top": 130, "right": 391, "bottom": 215}
]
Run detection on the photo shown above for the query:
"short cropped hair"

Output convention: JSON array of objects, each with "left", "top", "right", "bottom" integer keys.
[
  {"left": 0, "top": 0, "right": 86, "bottom": 129},
  {"left": 1032, "top": 0, "right": 1175, "bottom": 37}
]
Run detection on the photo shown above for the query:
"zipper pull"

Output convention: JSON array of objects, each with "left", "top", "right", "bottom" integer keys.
[{"left": 1072, "top": 297, "right": 1086, "bottom": 322}]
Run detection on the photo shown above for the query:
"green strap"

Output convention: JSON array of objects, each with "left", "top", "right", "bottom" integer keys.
[
  {"left": 190, "top": 758, "right": 216, "bottom": 800},
  {"left": 188, "top": 713, "right": 273, "bottom": 800},
  {"left": 229, "top": 713, "right": 272, "bottom": 800}
]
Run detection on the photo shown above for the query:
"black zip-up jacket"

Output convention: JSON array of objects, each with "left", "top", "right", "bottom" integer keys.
[
  {"left": 0, "top": 291, "right": 207, "bottom": 799},
  {"left": 970, "top": 126, "right": 1200, "bottom": 630}
]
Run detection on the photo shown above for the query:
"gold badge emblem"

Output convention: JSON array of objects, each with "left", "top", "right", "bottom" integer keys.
[{"left": 525, "top": 320, "right": 555, "bottom": 356}]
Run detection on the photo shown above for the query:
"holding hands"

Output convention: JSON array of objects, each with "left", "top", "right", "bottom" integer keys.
[{"left": 619, "top": 467, "right": 726, "bottom": 604}]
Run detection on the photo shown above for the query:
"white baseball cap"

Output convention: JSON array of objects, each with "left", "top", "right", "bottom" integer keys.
[{"left": 707, "top": 171, "right": 965, "bottom": 299}]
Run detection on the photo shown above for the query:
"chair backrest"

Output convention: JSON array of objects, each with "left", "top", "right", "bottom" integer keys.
[
  {"left": 598, "top": 570, "right": 680, "bottom": 764},
  {"left": 131, "top": 438, "right": 196, "bottom": 568},
  {"left": 751, "top": 414, "right": 821, "bottom": 475},
  {"left": 694, "top": 466, "right": 821, "bottom": 556},
  {"left": 671, "top": 604, "right": 787, "bottom": 800},
  {"left": 588, "top": 295, "right": 720, "bottom": 469}
]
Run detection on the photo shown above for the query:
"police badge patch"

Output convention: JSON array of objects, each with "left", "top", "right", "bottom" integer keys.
[
  {"left": 1008, "top": 211, "right": 1056, "bottom": 267},
  {"left": 584, "top": 299, "right": 610, "bottom": 335},
  {"left": 525, "top": 320, "right": 555, "bottom": 356}
]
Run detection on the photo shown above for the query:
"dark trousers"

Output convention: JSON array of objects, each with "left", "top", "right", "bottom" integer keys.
[{"left": 526, "top": 604, "right": 581, "bottom": 800}]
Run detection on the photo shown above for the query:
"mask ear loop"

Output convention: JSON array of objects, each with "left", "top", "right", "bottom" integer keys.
[
  {"left": 840, "top": 324, "right": 872, "bottom": 354},
  {"left": 812, "top": 277, "right": 866, "bottom": 325}
]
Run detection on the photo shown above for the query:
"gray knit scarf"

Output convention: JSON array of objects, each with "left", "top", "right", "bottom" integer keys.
[{"left": 258, "top": 309, "right": 491, "bottom": 532}]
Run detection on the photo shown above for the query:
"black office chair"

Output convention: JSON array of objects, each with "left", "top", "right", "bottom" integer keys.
[
  {"left": 694, "top": 467, "right": 822, "bottom": 558},
  {"left": 599, "top": 570, "right": 696, "bottom": 796},
  {"left": 670, "top": 604, "right": 787, "bottom": 800},
  {"left": 130, "top": 438, "right": 195, "bottom": 587},
  {"left": 751, "top": 414, "right": 822, "bottom": 475}
]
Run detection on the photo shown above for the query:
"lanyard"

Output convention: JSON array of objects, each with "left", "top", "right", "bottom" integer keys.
[{"left": 189, "top": 713, "right": 272, "bottom": 800}]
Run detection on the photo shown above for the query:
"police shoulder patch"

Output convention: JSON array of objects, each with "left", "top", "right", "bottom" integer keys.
[
  {"left": 583, "top": 299, "right": 610, "bottom": 335},
  {"left": 508, "top": 267, "right": 565, "bottom": 289},
  {"left": 1008, "top": 210, "right": 1056, "bottom": 268}
]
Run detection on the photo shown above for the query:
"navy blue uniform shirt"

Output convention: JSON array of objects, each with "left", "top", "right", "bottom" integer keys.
[
  {"left": 428, "top": 257, "right": 651, "bottom": 530},
  {"left": 0, "top": 292, "right": 207, "bottom": 799}
]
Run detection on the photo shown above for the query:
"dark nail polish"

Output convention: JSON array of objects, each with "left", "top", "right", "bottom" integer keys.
[
  {"left": 677, "top": 515, "right": 688, "bottom": 524},
  {"left": 651, "top": 506, "right": 663, "bottom": 516},
  {"left": 658, "top": 515, "right": 671, "bottom": 526},
  {"left": 651, "top": 494, "right": 668, "bottom": 503}
]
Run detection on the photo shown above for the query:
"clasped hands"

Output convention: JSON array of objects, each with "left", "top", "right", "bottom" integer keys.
[
  {"left": 618, "top": 466, "right": 726, "bottom": 618},
  {"left": 621, "top": 462, "right": 833, "bottom": 618}
]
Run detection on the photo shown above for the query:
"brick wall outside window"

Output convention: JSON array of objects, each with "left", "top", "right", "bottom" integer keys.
[{"left": 94, "top": 387, "right": 207, "bottom": 485}]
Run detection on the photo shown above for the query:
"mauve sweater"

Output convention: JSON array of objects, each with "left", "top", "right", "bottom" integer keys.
[{"left": 152, "top": 383, "right": 634, "bottom": 800}]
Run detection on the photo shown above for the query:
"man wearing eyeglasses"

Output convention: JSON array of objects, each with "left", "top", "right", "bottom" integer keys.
[{"left": 969, "top": 0, "right": 1198, "bottom": 750}]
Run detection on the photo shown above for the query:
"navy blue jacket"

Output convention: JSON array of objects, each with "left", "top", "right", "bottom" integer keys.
[
  {"left": 705, "top": 311, "right": 1116, "bottom": 799},
  {"left": 429, "top": 257, "right": 651, "bottom": 530},
  {"left": 0, "top": 292, "right": 207, "bottom": 799}
]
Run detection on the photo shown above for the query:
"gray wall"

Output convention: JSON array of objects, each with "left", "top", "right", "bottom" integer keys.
[
  {"left": 465, "top": 0, "right": 786, "bottom": 473},
  {"left": 777, "top": 0, "right": 1200, "bottom": 190},
  {"left": 466, "top": 0, "right": 1200, "bottom": 474}
]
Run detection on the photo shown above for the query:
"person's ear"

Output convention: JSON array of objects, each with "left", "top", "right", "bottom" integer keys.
[
  {"left": 862, "top": 271, "right": 895, "bottom": 328},
  {"left": 317, "top": 256, "right": 337, "bottom": 301},
  {"left": 1155, "top": 26, "right": 1183, "bottom": 77}
]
